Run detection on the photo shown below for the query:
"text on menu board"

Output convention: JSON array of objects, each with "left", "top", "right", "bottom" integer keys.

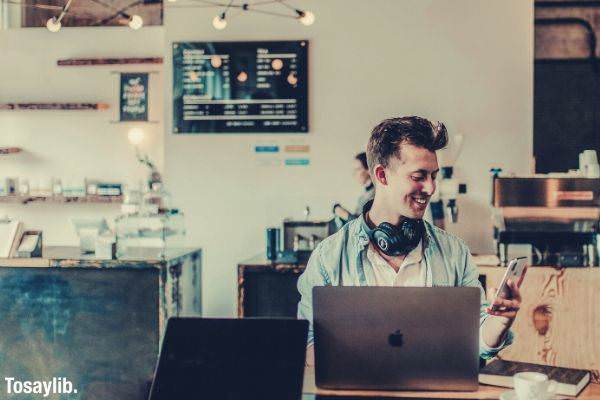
[{"left": 172, "top": 41, "right": 308, "bottom": 134}]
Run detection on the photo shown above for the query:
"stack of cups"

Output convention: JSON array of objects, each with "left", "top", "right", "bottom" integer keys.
[{"left": 579, "top": 150, "right": 600, "bottom": 178}]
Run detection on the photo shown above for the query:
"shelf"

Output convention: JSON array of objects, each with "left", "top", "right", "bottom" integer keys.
[
  {"left": 0, "top": 195, "right": 123, "bottom": 205},
  {"left": 57, "top": 57, "right": 163, "bottom": 66},
  {"left": 0, "top": 103, "right": 109, "bottom": 111},
  {"left": 0, "top": 147, "right": 22, "bottom": 155}
]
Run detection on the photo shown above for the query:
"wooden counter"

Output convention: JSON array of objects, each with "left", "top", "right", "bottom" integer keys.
[
  {"left": 238, "top": 254, "right": 304, "bottom": 317},
  {"left": 0, "top": 246, "right": 202, "bottom": 399},
  {"left": 0, "top": 246, "right": 200, "bottom": 267}
]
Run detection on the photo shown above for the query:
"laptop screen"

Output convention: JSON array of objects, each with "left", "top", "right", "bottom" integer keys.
[{"left": 148, "top": 318, "right": 308, "bottom": 400}]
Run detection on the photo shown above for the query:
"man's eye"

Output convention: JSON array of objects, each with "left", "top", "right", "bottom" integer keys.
[
  {"left": 411, "top": 175, "right": 425, "bottom": 181},
  {"left": 432, "top": 174, "right": 438, "bottom": 181}
]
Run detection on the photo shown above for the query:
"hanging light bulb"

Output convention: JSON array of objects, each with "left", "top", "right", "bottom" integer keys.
[
  {"left": 271, "top": 58, "right": 283, "bottom": 71},
  {"left": 128, "top": 14, "right": 144, "bottom": 30},
  {"left": 297, "top": 10, "right": 315, "bottom": 26},
  {"left": 46, "top": 16, "right": 62, "bottom": 32},
  {"left": 287, "top": 72, "right": 298, "bottom": 86},
  {"left": 236, "top": 71, "right": 248, "bottom": 83},
  {"left": 188, "top": 71, "right": 199, "bottom": 81},
  {"left": 212, "top": 13, "right": 227, "bottom": 30},
  {"left": 127, "top": 127, "right": 145, "bottom": 146},
  {"left": 210, "top": 55, "right": 223, "bottom": 68}
]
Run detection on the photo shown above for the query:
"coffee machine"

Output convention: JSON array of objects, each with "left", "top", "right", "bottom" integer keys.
[
  {"left": 492, "top": 175, "right": 599, "bottom": 267},
  {"left": 281, "top": 219, "right": 335, "bottom": 264}
]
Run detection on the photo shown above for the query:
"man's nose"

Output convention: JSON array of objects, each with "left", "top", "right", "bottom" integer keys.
[{"left": 422, "top": 178, "right": 435, "bottom": 195}]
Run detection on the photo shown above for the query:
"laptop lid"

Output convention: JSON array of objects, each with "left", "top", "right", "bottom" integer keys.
[
  {"left": 148, "top": 318, "right": 308, "bottom": 400},
  {"left": 313, "top": 287, "right": 480, "bottom": 391}
]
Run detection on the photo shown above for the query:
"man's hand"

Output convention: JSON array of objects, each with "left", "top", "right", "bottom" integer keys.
[
  {"left": 481, "top": 279, "right": 522, "bottom": 348},
  {"left": 485, "top": 279, "right": 522, "bottom": 320}
]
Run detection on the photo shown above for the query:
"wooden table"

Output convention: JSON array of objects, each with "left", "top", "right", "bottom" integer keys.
[{"left": 302, "top": 367, "right": 600, "bottom": 399}]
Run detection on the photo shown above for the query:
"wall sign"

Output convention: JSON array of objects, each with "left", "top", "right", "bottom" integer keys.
[
  {"left": 120, "top": 73, "right": 149, "bottom": 122},
  {"left": 173, "top": 40, "right": 308, "bottom": 134}
]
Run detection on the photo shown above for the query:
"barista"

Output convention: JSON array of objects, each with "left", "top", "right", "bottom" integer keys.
[{"left": 333, "top": 152, "right": 375, "bottom": 222}]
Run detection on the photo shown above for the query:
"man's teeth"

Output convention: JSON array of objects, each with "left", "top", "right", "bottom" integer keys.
[{"left": 413, "top": 197, "right": 427, "bottom": 204}]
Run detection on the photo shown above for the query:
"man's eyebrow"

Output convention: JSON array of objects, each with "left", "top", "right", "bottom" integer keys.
[{"left": 411, "top": 168, "right": 440, "bottom": 174}]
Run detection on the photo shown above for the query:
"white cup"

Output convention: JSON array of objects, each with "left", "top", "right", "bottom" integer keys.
[
  {"left": 586, "top": 163, "right": 600, "bottom": 179},
  {"left": 582, "top": 150, "right": 598, "bottom": 165},
  {"left": 514, "top": 372, "right": 557, "bottom": 400}
]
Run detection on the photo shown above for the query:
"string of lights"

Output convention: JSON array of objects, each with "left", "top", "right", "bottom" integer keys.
[{"left": 0, "top": 0, "right": 314, "bottom": 32}]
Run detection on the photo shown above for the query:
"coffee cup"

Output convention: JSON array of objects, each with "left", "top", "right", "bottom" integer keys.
[
  {"left": 513, "top": 372, "right": 557, "bottom": 400},
  {"left": 586, "top": 163, "right": 600, "bottom": 179},
  {"left": 582, "top": 150, "right": 598, "bottom": 165}
]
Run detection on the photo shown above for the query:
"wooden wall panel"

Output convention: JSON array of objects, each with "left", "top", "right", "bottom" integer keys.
[{"left": 480, "top": 266, "right": 600, "bottom": 381}]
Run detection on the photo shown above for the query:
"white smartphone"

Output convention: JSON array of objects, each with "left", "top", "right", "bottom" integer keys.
[{"left": 491, "top": 257, "right": 528, "bottom": 311}]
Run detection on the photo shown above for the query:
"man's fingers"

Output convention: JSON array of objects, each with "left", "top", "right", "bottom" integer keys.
[
  {"left": 509, "top": 280, "right": 522, "bottom": 302},
  {"left": 489, "top": 310, "right": 518, "bottom": 319},
  {"left": 490, "top": 299, "right": 520, "bottom": 312}
]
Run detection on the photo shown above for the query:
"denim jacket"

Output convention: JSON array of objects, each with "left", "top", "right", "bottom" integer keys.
[{"left": 296, "top": 215, "right": 513, "bottom": 360}]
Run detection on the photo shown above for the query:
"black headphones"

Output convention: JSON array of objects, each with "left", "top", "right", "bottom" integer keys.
[{"left": 363, "top": 201, "right": 425, "bottom": 257}]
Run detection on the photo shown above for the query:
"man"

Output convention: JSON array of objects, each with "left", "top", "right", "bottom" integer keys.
[
  {"left": 333, "top": 152, "right": 375, "bottom": 222},
  {"left": 297, "top": 116, "right": 521, "bottom": 365}
]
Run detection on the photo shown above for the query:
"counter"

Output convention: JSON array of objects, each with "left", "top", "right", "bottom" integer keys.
[{"left": 0, "top": 246, "right": 202, "bottom": 399}]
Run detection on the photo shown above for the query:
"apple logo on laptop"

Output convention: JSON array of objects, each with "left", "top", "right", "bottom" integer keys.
[{"left": 388, "top": 330, "right": 404, "bottom": 347}]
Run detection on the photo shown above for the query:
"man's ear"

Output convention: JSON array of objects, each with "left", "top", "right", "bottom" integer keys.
[{"left": 374, "top": 165, "right": 387, "bottom": 186}]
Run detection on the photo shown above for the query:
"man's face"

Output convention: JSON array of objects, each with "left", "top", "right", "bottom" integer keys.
[{"left": 381, "top": 143, "right": 439, "bottom": 219}]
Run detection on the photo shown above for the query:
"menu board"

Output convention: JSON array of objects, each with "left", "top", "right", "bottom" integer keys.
[{"left": 172, "top": 41, "right": 308, "bottom": 134}]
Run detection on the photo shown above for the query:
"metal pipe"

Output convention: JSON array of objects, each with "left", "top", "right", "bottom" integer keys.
[
  {"left": 535, "top": 17, "right": 597, "bottom": 61},
  {"left": 537, "top": 1, "right": 600, "bottom": 8}
]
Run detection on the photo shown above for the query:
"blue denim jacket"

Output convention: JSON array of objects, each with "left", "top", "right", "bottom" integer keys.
[{"left": 297, "top": 215, "right": 513, "bottom": 360}]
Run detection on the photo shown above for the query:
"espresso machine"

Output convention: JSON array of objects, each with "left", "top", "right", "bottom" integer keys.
[
  {"left": 280, "top": 219, "right": 336, "bottom": 264},
  {"left": 492, "top": 175, "right": 600, "bottom": 267}
]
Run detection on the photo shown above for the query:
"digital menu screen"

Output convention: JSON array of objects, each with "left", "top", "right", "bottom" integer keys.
[{"left": 173, "top": 40, "right": 308, "bottom": 134}]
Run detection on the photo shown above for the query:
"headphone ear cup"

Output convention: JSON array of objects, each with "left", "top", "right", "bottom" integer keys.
[
  {"left": 371, "top": 223, "right": 402, "bottom": 256},
  {"left": 400, "top": 218, "right": 423, "bottom": 243},
  {"left": 398, "top": 218, "right": 424, "bottom": 252},
  {"left": 370, "top": 220, "right": 424, "bottom": 256}
]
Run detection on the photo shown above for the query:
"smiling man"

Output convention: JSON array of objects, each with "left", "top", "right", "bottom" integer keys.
[{"left": 297, "top": 116, "right": 521, "bottom": 365}]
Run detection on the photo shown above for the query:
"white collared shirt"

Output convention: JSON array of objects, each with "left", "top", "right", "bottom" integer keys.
[{"left": 364, "top": 240, "right": 427, "bottom": 287}]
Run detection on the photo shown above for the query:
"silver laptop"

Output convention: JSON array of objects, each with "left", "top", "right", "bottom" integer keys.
[{"left": 313, "top": 286, "right": 480, "bottom": 391}]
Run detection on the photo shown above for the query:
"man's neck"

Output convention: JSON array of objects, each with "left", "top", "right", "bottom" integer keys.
[{"left": 368, "top": 196, "right": 404, "bottom": 227}]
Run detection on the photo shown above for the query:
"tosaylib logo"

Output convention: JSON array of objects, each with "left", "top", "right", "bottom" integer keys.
[{"left": 5, "top": 377, "right": 77, "bottom": 397}]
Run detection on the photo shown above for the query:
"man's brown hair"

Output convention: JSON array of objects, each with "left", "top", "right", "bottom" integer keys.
[{"left": 366, "top": 116, "right": 448, "bottom": 173}]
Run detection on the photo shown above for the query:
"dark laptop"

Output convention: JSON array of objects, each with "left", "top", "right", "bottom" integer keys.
[
  {"left": 148, "top": 317, "right": 308, "bottom": 400},
  {"left": 313, "top": 287, "right": 480, "bottom": 392}
]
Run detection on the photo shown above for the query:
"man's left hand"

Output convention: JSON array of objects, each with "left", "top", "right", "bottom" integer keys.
[{"left": 485, "top": 279, "right": 522, "bottom": 320}]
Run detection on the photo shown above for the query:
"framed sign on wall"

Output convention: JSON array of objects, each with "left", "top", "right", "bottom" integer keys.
[
  {"left": 172, "top": 40, "right": 308, "bottom": 134},
  {"left": 120, "top": 73, "right": 149, "bottom": 122}
]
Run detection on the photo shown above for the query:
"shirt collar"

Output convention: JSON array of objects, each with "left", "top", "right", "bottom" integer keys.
[{"left": 404, "top": 240, "right": 424, "bottom": 264}]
